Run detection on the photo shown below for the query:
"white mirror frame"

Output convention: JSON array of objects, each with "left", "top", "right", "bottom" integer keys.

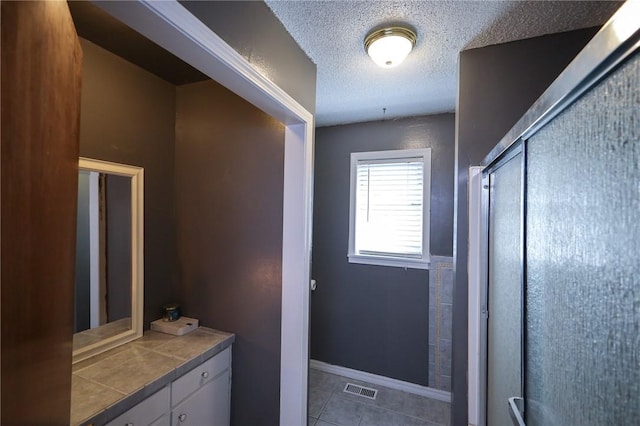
[{"left": 73, "top": 157, "right": 144, "bottom": 363}]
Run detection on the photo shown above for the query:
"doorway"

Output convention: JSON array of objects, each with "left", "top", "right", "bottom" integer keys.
[{"left": 74, "top": 2, "right": 314, "bottom": 424}]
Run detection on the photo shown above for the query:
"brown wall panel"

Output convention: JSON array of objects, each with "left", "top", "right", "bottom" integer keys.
[
  {"left": 1, "top": 1, "right": 82, "bottom": 423},
  {"left": 175, "top": 79, "right": 285, "bottom": 426}
]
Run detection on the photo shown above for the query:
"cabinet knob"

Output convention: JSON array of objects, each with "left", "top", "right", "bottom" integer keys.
[
  {"left": 178, "top": 413, "right": 187, "bottom": 422},
  {"left": 201, "top": 371, "right": 209, "bottom": 379}
]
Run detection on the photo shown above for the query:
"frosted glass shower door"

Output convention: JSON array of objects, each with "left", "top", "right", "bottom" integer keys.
[
  {"left": 485, "top": 148, "right": 523, "bottom": 426},
  {"left": 525, "top": 53, "right": 640, "bottom": 425}
]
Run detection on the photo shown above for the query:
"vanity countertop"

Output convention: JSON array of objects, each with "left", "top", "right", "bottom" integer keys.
[{"left": 71, "top": 327, "right": 234, "bottom": 426}]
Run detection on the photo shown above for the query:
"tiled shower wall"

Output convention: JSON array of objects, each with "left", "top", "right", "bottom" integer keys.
[{"left": 429, "top": 256, "right": 454, "bottom": 392}]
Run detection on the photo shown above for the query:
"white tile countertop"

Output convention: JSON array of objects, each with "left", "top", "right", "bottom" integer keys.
[{"left": 71, "top": 327, "right": 234, "bottom": 425}]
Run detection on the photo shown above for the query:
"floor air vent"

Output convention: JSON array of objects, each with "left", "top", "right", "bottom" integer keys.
[{"left": 343, "top": 383, "right": 378, "bottom": 400}]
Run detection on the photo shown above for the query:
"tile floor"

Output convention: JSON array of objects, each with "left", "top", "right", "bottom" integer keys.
[{"left": 307, "top": 369, "right": 451, "bottom": 426}]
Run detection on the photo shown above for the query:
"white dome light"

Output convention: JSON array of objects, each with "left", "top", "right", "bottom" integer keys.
[{"left": 365, "top": 27, "right": 417, "bottom": 68}]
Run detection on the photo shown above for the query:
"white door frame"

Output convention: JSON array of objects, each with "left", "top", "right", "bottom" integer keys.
[
  {"left": 467, "top": 166, "right": 484, "bottom": 426},
  {"left": 94, "top": 2, "right": 314, "bottom": 424}
]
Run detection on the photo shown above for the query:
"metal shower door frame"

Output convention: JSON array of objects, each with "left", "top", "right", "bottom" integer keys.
[{"left": 479, "top": 141, "right": 526, "bottom": 426}]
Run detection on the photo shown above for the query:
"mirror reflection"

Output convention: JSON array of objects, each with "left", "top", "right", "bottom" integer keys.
[
  {"left": 74, "top": 171, "right": 132, "bottom": 347},
  {"left": 73, "top": 158, "right": 143, "bottom": 361}
]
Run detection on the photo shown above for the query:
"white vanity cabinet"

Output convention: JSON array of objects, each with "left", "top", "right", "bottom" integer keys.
[
  {"left": 171, "top": 347, "right": 231, "bottom": 426},
  {"left": 105, "top": 347, "right": 231, "bottom": 426},
  {"left": 171, "top": 375, "right": 230, "bottom": 425},
  {"left": 149, "top": 415, "right": 170, "bottom": 426}
]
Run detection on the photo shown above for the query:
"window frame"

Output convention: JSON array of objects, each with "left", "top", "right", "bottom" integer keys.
[{"left": 347, "top": 148, "right": 431, "bottom": 269}]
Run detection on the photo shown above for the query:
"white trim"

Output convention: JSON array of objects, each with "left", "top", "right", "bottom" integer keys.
[
  {"left": 95, "top": 0, "right": 312, "bottom": 126},
  {"left": 310, "top": 359, "right": 451, "bottom": 403},
  {"left": 467, "top": 166, "right": 484, "bottom": 426},
  {"left": 92, "top": 2, "right": 313, "bottom": 424},
  {"left": 347, "top": 253, "right": 430, "bottom": 270},
  {"left": 347, "top": 148, "right": 431, "bottom": 269},
  {"left": 280, "top": 121, "right": 313, "bottom": 424}
]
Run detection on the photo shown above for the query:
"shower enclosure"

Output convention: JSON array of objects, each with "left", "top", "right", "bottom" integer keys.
[{"left": 479, "top": 2, "right": 640, "bottom": 425}]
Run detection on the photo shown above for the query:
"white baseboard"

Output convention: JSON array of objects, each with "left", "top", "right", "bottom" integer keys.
[{"left": 309, "top": 359, "right": 451, "bottom": 403}]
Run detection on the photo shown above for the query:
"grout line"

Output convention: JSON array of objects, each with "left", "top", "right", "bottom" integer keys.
[
  {"left": 429, "top": 259, "right": 454, "bottom": 391},
  {"left": 73, "top": 373, "right": 128, "bottom": 396},
  {"left": 349, "top": 397, "right": 448, "bottom": 426},
  {"left": 315, "top": 387, "right": 334, "bottom": 421},
  {"left": 435, "top": 262, "right": 442, "bottom": 389},
  {"left": 311, "top": 371, "right": 451, "bottom": 426},
  {"left": 311, "top": 360, "right": 451, "bottom": 402},
  {"left": 72, "top": 347, "right": 128, "bottom": 373},
  {"left": 138, "top": 344, "right": 189, "bottom": 362}
]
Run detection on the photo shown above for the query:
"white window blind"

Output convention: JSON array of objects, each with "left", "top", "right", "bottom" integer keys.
[
  {"left": 347, "top": 148, "right": 430, "bottom": 269},
  {"left": 354, "top": 157, "right": 424, "bottom": 258}
]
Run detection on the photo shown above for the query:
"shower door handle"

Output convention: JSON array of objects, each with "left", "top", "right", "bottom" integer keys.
[{"left": 508, "top": 397, "right": 525, "bottom": 426}]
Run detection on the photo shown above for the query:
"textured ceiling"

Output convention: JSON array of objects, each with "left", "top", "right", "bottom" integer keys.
[{"left": 265, "top": 1, "right": 621, "bottom": 126}]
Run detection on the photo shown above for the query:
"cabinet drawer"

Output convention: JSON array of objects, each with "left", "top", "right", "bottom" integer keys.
[
  {"left": 171, "top": 372, "right": 230, "bottom": 426},
  {"left": 106, "top": 386, "right": 169, "bottom": 426},
  {"left": 149, "top": 414, "right": 170, "bottom": 426},
  {"left": 172, "top": 347, "right": 231, "bottom": 406}
]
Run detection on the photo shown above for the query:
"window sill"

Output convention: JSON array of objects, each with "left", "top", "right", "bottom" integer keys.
[{"left": 347, "top": 253, "right": 430, "bottom": 270}]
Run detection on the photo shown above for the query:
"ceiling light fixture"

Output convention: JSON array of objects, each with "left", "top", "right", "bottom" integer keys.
[{"left": 364, "top": 26, "right": 417, "bottom": 68}]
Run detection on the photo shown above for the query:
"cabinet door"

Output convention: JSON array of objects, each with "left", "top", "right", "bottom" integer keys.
[
  {"left": 172, "top": 371, "right": 230, "bottom": 426},
  {"left": 150, "top": 414, "right": 170, "bottom": 426},
  {"left": 172, "top": 348, "right": 231, "bottom": 407},
  {"left": 105, "top": 387, "right": 170, "bottom": 426}
]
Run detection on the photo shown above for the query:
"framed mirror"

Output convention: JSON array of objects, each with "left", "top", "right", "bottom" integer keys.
[{"left": 73, "top": 157, "right": 144, "bottom": 363}]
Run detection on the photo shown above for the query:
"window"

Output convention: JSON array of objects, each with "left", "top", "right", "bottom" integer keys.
[{"left": 348, "top": 148, "right": 431, "bottom": 269}]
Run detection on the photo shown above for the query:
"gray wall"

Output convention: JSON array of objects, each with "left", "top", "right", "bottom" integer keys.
[
  {"left": 180, "top": 0, "right": 317, "bottom": 114},
  {"left": 175, "top": 79, "right": 285, "bottom": 426},
  {"left": 453, "top": 27, "right": 598, "bottom": 425},
  {"left": 78, "top": 38, "right": 178, "bottom": 327},
  {"left": 312, "top": 114, "right": 455, "bottom": 385},
  {"left": 106, "top": 174, "right": 133, "bottom": 322},
  {"left": 170, "top": 7, "right": 315, "bottom": 423},
  {"left": 74, "top": 171, "right": 133, "bottom": 329}
]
